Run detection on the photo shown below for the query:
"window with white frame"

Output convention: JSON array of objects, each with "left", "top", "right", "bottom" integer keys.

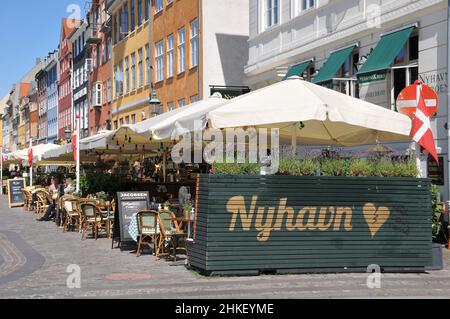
[
  {"left": 125, "top": 57, "right": 130, "bottom": 93},
  {"left": 391, "top": 34, "right": 419, "bottom": 111},
  {"left": 138, "top": 48, "right": 143, "bottom": 87},
  {"left": 178, "top": 99, "right": 185, "bottom": 108},
  {"left": 131, "top": 53, "right": 136, "bottom": 90},
  {"left": 167, "top": 101, "right": 174, "bottom": 111},
  {"left": 190, "top": 19, "right": 198, "bottom": 68},
  {"left": 178, "top": 28, "right": 186, "bottom": 73},
  {"left": 93, "top": 82, "right": 102, "bottom": 107},
  {"left": 155, "top": 40, "right": 164, "bottom": 82},
  {"left": 190, "top": 95, "right": 198, "bottom": 103},
  {"left": 145, "top": 44, "right": 150, "bottom": 84},
  {"left": 299, "top": 0, "right": 315, "bottom": 12},
  {"left": 155, "top": 0, "right": 163, "bottom": 13},
  {"left": 265, "top": 0, "right": 279, "bottom": 28},
  {"left": 167, "top": 34, "right": 174, "bottom": 78}
]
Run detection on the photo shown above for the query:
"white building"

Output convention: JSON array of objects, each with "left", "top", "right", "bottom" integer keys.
[{"left": 246, "top": 0, "right": 449, "bottom": 198}]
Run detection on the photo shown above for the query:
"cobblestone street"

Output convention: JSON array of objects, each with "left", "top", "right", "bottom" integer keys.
[{"left": 1, "top": 196, "right": 450, "bottom": 299}]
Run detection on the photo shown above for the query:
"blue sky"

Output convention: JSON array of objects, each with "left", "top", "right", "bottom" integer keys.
[{"left": 0, "top": 0, "right": 86, "bottom": 97}]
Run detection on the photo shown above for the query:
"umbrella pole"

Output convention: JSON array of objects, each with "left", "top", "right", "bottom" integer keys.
[
  {"left": 291, "top": 124, "right": 297, "bottom": 157},
  {"left": 411, "top": 142, "right": 424, "bottom": 178}
]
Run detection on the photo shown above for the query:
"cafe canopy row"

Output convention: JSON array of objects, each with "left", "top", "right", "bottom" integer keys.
[{"left": 4, "top": 77, "right": 412, "bottom": 168}]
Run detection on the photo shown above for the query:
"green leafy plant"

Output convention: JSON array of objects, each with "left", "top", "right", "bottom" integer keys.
[
  {"left": 278, "top": 157, "right": 318, "bottom": 176},
  {"left": 393, "top": 158, "right": 419, "bottom": 177},
  {"left": 372, "top": 159, "right": 396, "bottom": 177},
  {"left": 212, "top": 160, "right": 260, "bottom": 176},
  {"left": 347, "top": 158, "right": 373, "bottom": 177},
  {"left": 320, "top": 159, "right": 349, "bottom": 176},
  {"left": 431, "top": 184, "right": 442, "bottom": 241}
]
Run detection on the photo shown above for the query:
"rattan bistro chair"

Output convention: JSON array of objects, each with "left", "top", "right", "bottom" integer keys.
[
  {"left": 35, "top": 193, "right": 49, "bottom": 218},
  {"left": 80, "top": 203, "right": 106, "bottom": 240},
  {"left": 22, "top": 189, "right": 34, "bottom": 211},
  {"left": 136, "top": 211, "right": 159, "bottom": 257},
  {"left": 62, "top": 197, "right": 82, "bottom": 232},
  {"left": 156, "top": 210, "right": 184, "bottom": 258}
]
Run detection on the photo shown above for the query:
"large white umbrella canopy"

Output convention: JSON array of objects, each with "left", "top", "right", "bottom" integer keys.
[
  {"left": 208, "top": 77, "right": 412, "bottom": 146},
  {"left": 13, "top": 144, "right": 61, "bottom": 163},
  {"left": 150, "top": 95, "right": 227, "bottom": 140},
  {"left": 129, "top": 95, "right": 227, "bottom": 140}
]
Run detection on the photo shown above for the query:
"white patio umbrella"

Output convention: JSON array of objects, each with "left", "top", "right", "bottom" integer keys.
[
  {"left": 129, "top": 95, "right": 227, "bottom": 140},
  {"left": 208, "top": 77, "right": 411, "bottom": 147},
  {"left": 150, "top": 95, "right": 227, "bottom": 140}
]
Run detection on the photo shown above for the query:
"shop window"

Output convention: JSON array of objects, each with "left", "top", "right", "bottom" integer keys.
[
  {"left": 334, "top": 51, "right": 359, "bottom": 98},
  {"left": 391, "top": 34, "right": 419, "bottom": 109}
]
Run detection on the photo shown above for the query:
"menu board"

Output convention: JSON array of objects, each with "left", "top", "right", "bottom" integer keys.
[
  {"left": 114, "top": 192, "right": 150, "bottom": 248},
  {"left": 7, "top": 179, "right": 26, "bottom": 208}
]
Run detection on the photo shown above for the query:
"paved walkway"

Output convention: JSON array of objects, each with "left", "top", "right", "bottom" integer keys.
[{"left": 0, "top": 195, "right": 450, "bottom": 299}]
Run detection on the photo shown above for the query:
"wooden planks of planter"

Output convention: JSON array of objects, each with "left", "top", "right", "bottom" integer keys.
[{"left": 187, "top": 175, "right": 432, "bottom": 275}]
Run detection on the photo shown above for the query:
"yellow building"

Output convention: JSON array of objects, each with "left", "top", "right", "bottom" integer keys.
[
  {"left": 108, "top": 0, "right": 200, "bottom": 129},
  {"left": 107, "top": 0, "right": 249, "bottom": 128}
]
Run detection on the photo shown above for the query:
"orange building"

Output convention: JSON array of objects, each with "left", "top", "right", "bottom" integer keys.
[{"left": 107, "top": 0, "right": 249, "bottom": 128}]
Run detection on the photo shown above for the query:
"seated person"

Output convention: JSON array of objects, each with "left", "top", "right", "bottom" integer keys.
[
  {"left": 38, "top": 177, "right": 60, "bottom": 222},
  {"left": 63, "top": 178, "right": 74, "bottom": 195}
]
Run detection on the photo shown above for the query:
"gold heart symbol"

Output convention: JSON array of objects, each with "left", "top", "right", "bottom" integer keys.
[{"left": 363, "top": 203, "right": 390, "bottom": 238}]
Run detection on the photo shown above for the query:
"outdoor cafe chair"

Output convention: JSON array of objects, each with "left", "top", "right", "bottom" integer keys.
[
  {"left": 35, "top": 193, "right": 49, "bottom": 219},
  {"left": 136, "top": 211, "right": 159, "bottom": 257},
  {"left": 22, "top": 189, "right": 34, "bottom": 211},
  {"left": 62, "top": 197, "right": 82, "bottom": 232},
  {"left": 156, "top": 210, "right": 185, "bottom": 259},
  {"left": 80, "top": 203, "right": 106, "bottom": 240}
]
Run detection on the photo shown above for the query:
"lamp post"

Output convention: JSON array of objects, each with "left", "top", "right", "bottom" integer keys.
[
  {"left": 64, "top": 127, "right": 72, "bottom": 143},
  {"left": 149, "top": 91, "right": 161, "bottom": 118}
]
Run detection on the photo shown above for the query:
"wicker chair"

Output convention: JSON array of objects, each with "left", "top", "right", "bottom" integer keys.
[
  {"left": 62, "top": 197, "right": 82, "bottom": 232},
  {"left": 35, "top": 193, "right": 49, "bottom": 219},
  {"left": 80, "top": 203, "right": 106, "bottom": 240},
  {"left": 136, "top": 211, "right": 159, "bottom": 257},
  {"left": 156, "top": 210, "right": 184, "bottom": 259}
]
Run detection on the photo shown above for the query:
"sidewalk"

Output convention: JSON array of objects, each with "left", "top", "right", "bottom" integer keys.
[{"left": 0, "top": 195, "right": 449, "bottom": 299}]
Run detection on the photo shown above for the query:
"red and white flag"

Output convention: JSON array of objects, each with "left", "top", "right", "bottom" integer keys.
[
  {"left": 72, "top": 115, "right": 79, "bottom": 161},
  {"left": 28, "top": 139, "right": 33, "bottom": 167},
  {"left": 410, "top": 81, "right": 439, "bottom": 164}
]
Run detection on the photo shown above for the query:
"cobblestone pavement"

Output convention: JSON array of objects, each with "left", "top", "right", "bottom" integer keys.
[{"left": 0, "top": 196, "right": 450, "bottom": 299}]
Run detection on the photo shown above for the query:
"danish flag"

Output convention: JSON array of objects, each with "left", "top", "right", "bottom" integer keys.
[
  {"left": 72, "top": 115, "right": 79, "bottom": 161},
  {"left": 28, "top": 139, "right": 33, "bottom": 167},
  {"left": 410, "top": 80, "right": 439, "bottom": 164}
]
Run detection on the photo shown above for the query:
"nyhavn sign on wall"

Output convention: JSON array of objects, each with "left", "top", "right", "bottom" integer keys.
[
  {"left": 188, "top": 175, "right": 432, "bottom": 274},
  {"left": 227, "top": 196, "right": 390, "bottom": 241}
]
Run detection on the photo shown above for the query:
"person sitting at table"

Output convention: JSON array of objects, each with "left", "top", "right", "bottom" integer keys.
[
  {"left": 37, "top": 177, "right": 60, "bottom": 222},
  {"left": 63, "top": 178, "right": 74, "bottom": 195}
]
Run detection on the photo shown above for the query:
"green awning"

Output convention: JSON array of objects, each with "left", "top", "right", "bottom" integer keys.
[
  {"left": 283, "top": 60, "right": 312, "bottom": 80},
  {"left": 313, "top": 45, "right": 356, "bottom": 84},
  {"left": 357, "top": 27, "right": 415, "bottom": 80}
]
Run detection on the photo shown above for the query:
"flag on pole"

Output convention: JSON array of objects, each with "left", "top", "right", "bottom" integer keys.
[
  {"left": 72, "top": 115, "right": 79, "bottom": 161},
  {"left": 28, "top": 139, "right": 33, "bottom": 167},
  {"left": 410, "top": 80, "right": 439, "bottom": 164}
]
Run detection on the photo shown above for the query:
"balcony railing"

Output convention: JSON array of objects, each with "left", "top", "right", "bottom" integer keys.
[{"left": 86, "top": 24, "right": 102, "bottom": 44}]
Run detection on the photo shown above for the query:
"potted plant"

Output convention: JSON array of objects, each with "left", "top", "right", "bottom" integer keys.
[
  {"left": 182, "top": 202, "right": 193, "bottom": 219},
  {"left": 163, "top": 201, "right": 171, "bottom": 211}
]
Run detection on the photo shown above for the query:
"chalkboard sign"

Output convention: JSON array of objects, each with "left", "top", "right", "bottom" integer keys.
[
  {"left": 114, "top": 192, "right": 150, "bottom": 249},
  {"left": 7, "top": 179, "right": 26, "bottom": 208}
]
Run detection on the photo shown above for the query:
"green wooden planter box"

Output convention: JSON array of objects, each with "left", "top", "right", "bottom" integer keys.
[{"left": 187, "top": 175, "right": 432, "bottom": 275}]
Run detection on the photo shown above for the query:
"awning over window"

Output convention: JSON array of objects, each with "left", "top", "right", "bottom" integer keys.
[
  {"left": 283, "top": 60, "right": 312, "bottom": 80},
  {"left": 357, "top": 26, "right": 415, "bottom": 83},
  {"left": 313, "top": 45, "right": 356, "bottom": 84}
]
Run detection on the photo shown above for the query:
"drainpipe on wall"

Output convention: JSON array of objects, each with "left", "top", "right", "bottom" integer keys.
[{"left": 447, "top": 0, "right": 450, "bottom": 200}]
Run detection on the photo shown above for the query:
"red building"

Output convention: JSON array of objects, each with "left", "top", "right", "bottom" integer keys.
[
  {"left": 57, "top": 18, "right": 78, "bottom": 141},
  {"left": 87, "top": 0, "right": 112, "bottom": 135}
]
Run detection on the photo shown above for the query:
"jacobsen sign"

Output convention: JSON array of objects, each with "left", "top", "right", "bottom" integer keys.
[{"left": 187, "top": 175, "right": 432, "bottom": 275}]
